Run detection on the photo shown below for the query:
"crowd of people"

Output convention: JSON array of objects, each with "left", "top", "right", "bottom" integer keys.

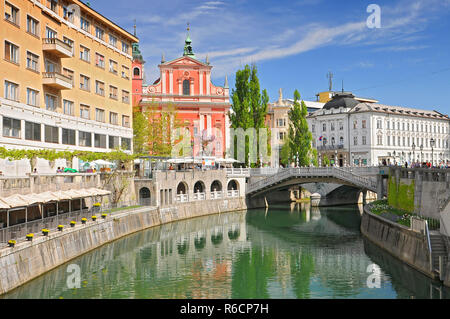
[{"left": 381, "top": 159, "right": 450, "bottom": 169}]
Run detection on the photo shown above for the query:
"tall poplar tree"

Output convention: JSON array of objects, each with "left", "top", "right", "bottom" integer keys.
[
  {"left": 287, "top": 90, "right": 313, "bottom": 166},
  {"left": 229, "top": 64, "right": 269, "bottom": 167}
]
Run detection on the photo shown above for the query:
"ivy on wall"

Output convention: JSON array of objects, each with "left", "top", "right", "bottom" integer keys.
[{"left": 388, "top": 174, "right": 416, "bottom": 213}]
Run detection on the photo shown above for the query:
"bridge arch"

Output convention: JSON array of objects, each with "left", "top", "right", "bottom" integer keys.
[
  {"left": 210, "top": 180, "right": 222, "bottom": 192},
  {"left": 139, "top": 187, "right": 151, "bottom": 206},
  {"left": 194, "top": 181, "right": 205, "bottom": 193},
  {"left": 227, "top": 179, "right": 239, "bottom": 191}
]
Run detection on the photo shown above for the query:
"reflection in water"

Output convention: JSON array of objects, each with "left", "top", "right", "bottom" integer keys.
[{"left": 2, "top": 204, "right": 449, "bottom": 299}]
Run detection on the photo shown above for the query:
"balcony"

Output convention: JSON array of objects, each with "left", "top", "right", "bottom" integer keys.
[
  {"left": 42, "top": 38, "right": 73, "bottom": 58},
  {"left": 42, "top": 72, "right": 73, "bottom": 90}
]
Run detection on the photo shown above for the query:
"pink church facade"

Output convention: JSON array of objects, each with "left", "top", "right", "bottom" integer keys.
[{"left": 132, "top": 33, "right": 231, "bottom": 158}]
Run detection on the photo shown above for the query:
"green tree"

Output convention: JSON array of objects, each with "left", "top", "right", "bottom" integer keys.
[
  {"left": 287, "top": 90, "right": 313, "bottom": 167},
  {"left": 229, "top": 64, "right": 269, "bottom": 167},
  {"left": 322, "top": 154, "right": 330, "bottom": 167},
  {"left": 280, "top": 139, "right": 291, "bottom": 167},
  {"left": 133, "top": 104, "right": 151, "bottom": 155}
]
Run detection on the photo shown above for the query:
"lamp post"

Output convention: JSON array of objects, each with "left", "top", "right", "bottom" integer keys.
[
  {"left": 335, "top": 150, "right": 338, "bottom": 167},
  {"left": 412, "top": 142, "right": 416, "bottom": 164},
  {"left": 296, "top": 151, "right": 299, "bottom": 168},
  {"left": 393, "top": 151, "right": 396, "bottom": 165},
  {"left": 420, "top": 144, "right": 423, "bottom": 163},
  {"left": 430, "top": 138, "right": 435, "bottom": 166}
]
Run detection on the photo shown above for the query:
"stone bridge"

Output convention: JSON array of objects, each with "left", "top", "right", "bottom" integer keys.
[{"left": 245, "top": 167, "right": 386, "bottom": 207}]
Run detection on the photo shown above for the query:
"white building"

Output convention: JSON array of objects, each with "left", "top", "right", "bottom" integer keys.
[{"left": 307, "top": 92, "right": 450, "bottom": 166}]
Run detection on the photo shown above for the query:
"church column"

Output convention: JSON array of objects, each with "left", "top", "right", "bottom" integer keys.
[
  {"left": 190, "top": 79, "right": 194, "bottom": 96},
  {"left": 199, "top": 72, "right": 203, "bottom": 95},
  {"left": 178, "top": 79, "right": 182, "bottom": 95},
  {"left": 225, "top": 114, "right": 230, "bottom": 155},
  {"left": 169, "top": 70, "right": 173, "bottom": 94},
  {"left": 207, "top": 114, "right": 212, "bottom": 136},
  {"left": 161, "top": 70, "right": 166, "bottom": 94},
  {"left": 206, "top": 72, "right": 211, "bottom": 95}
]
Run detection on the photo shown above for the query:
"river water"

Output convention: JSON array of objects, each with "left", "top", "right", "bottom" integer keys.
[{"left": 2, "top": 204, "right": 449, "bottom": 299}]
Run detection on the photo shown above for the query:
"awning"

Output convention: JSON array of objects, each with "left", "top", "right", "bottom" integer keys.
[
  {"left": 92, "top": 160, "right": 114, "bottom": 166},
  {"left": 33, "top": 191, "right": 59, "bottom": 203},
  {"left": 51, "top": 190, "right": 74, "bottom": 201},
  {"left": 93, "top": 188, "right": 111, "bottom": 196},
  {"left": 0, "top": 199, "right": 10, "bottom": 209},
  {"left": 70, "top": 189, "right": 93, "bottom": 198},
  {"left": 1, "top": 194, "right": 33, "bottom": 208}
]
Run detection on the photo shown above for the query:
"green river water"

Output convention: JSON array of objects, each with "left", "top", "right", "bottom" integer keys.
[{"left": 2, "top": 204, "right": 449, "bottom": 299}]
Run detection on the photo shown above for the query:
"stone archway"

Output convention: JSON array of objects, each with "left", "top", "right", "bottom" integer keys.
[
  {"left": 210, "top": 180, "right": 222, "bottom": 192},
  {"left": 177, "top": 182, "right": 188, "bottom": 194},
  {"left": 194, "top": 181, "right": 205, "bottom": 193},
  {"left": 139, "top": 187, "right": 151, "bottom": 206}
]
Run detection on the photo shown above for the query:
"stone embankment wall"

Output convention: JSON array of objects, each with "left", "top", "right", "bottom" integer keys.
[
  {"left": 0, "top": 197, "right": 247, "bottom": 295},
  {"left": 361, "top": 205, "right": 437, "bottom": 280}
]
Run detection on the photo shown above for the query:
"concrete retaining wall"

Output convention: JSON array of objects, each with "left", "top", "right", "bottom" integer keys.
[
  {"left": 0, "top": 197, "right": 247, "bottom": 295},
  {"left": 360, "top": 206, "right": 436, "bottom": 280}
]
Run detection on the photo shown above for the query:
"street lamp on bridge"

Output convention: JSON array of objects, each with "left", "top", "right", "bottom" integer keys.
[
  {"left": 420, "top": 144, "right": 423, "bottom": 162},
  {"left": 430, "top": 138, "right": 435, "bottom": 166},
  {"left": 412, "top": 142, "right": 416, "bottom": 163}
]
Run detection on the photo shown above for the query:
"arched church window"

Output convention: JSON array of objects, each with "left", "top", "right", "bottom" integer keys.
[
  {"left": 183, "top": 79, "right": 190, "bottom": 95},
  {"left": 133, "top": 67, "right": 140, "bottom": 77}
]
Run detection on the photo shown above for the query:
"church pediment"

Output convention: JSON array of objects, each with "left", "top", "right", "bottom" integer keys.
[{"left": 163, "top": 56, "right": 209, "bottom": 68}]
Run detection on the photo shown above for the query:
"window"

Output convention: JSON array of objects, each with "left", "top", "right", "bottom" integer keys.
[
  {"left": 95, "top": 81, "right": 105, "bottom": 96},
  {"left": 322, "top": 123, "right": 326, "bottom": 131},
  {"left": 5, "top": 2, "right": 19, "bottom": 26},
  {"left": 393, "top": 136, "right": 396, "bottom": 146},
  {"left": 94, "top": 134, "right": 106, "bottom": 148},
  {"left": 3, "top": 117, "right": 21, "bottom": 138},
  {"left": 398, "top": 136, "right": 401, "bottom": 146},
  {"left": 95, "top": 26, "right": 104, "bottom": 40},
  {"left": 387, "top": 136, "right": 390, "bottom": 146},
  {"left": 45, "top": 27, "right": 57, "bottom": 39},
  {"left": 353, "top": 136, "right": 358, "bottom": 146},
  {"left": 339, "top": 136, "right": 344, "bottom": 145},
  {"left": 376, "top": 119, "right": 382, "bottom": 129},
  {"left": 109, "top": 34, "right": 117, "bottom": 47},
  {"left": 47, "top": 0, "right": 58, "bottom": 12},
  {"left": 109, "top": 136, "right": 119, "bottom": 149},
  {"left": 63, "top": 99, "right": 74, "bottom": 115},
  {"left": 25, "top": 121, "right": 41, "bottom": 141},
  {"left": 377, "top": 135, "right": 383, "bottom": 146},
  {"left": 362, "top": 136, "right": 367, "bottom": 145},
  {"left": 362, "top": 120, "right": 367, "bottom": 129},
  {"left": 80, "top": 74, "right": 90, "bottom": 91},
  {"left": 79, "top": 131, "right": 92, "bottom": 147},
  {"left": 121, "top": 137, "right": 131, "bottom": 151},
  {"left": 109, "top": 60, "right": 117, "bottom": 74},
  {"left": 122, "top": 90, "right": 129, "bottom": 103},
  {"left": 122, "top": 115, "right": 130, "bottom": 128},
  {"left": 95, "top": 108, "right": 105, "bottom": 122},
  {"left": 330, "top": 122, "right": 335, "bottom": 131},
  {"left": 121, "top": 41, "right": 129, "bottom": 54},
  {"left": 27, "top": 88, "right": 39, "bottom": 107},
  {"left": 80, "top": 17, "right": 90, "bottom": 32},
  {"left": 27, "top": 15, "right": 39, "bottom": 36},
  {"left": 109, "top": 112, "right": 118, "bottom": 125},
  {"left": 403, "top": 137, "right": 405, "bottom": 146},
  {"left": 95, "top": 53, "right": 105, "bottom": 68},
  {"left": 45, "top": 125, "right": 58, "bottom": 143},
  {"left": 80, "top": 104, "right": 90, "bottom": 119},
  {"left": 122, "top": 65, "right": 129, "bottom": 79},
  {"left": 26, "top": 51, "right": 39, "bottom": 71},
  {"left": 62, "top": 68, "right": 73, "bottom": 82},
  {"left": 402, "top": 123, "right": 405, "bottom": 131},
  {"left": 5, "top": 41, "right": 19, "bottom": 64},
  {"left": 339, "top": 122, "right": 343, "bottom": 130},
  {"left": 4, "top": 81, "right": 19, "bottom": 101},
  {"left": 45, "top": 59, "right": 56, "bottom": 73},
  {"left": 80, "top": 45, "right": 90, "bottom": 62},
  {"left": 353, "top": 121, "right": 357, "bottom": 129},
  {"left": 183, "top": 79, "right": 190, "bottom": 95},
  {"left": 45, "top": 94, "right": 57, "bottom": 111},
  {"left": 109, "top": 86, "right": 118, "bottom": 100},
  {"left": 63, "top": 37, "right": 74, "bottom": 55},
  {"left": 133, "top": 67, "right": 140, "bottom": 77},
  {"left": 62, "top": 128, "right": 76, "bottom": 145}
]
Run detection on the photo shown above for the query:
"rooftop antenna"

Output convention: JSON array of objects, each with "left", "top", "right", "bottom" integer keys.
[
  {"left": 133, "top": 19, "right": 136, "bottom": 37},
  {"left": 327, "top": 71, "right": 333, "bottom": 92},
  {"left": 342, "top": 79, "right": 344, "bottom": 93}
]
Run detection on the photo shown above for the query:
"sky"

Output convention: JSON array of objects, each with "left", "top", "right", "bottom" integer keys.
[{"left": 87, "top": 0, "right": 450, "bottom": 113}]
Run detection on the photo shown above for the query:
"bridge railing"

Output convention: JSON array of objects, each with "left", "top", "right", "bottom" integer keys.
[{"left": 226, "top": 168, "right": 251, "bottom": 177}]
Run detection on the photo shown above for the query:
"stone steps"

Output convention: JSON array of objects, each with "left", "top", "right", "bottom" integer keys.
[{"left": 429, "top": 234, "right": 448, "bottom": 272}]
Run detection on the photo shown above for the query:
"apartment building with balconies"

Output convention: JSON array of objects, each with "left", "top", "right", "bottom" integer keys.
[{"left": 0, "top": 0, "right": 137, "bottom": 175}]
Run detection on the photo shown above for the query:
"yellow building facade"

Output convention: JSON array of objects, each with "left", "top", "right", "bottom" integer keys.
[{"left": 0, "top": 0, "right": 138, "bottom": 174}]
